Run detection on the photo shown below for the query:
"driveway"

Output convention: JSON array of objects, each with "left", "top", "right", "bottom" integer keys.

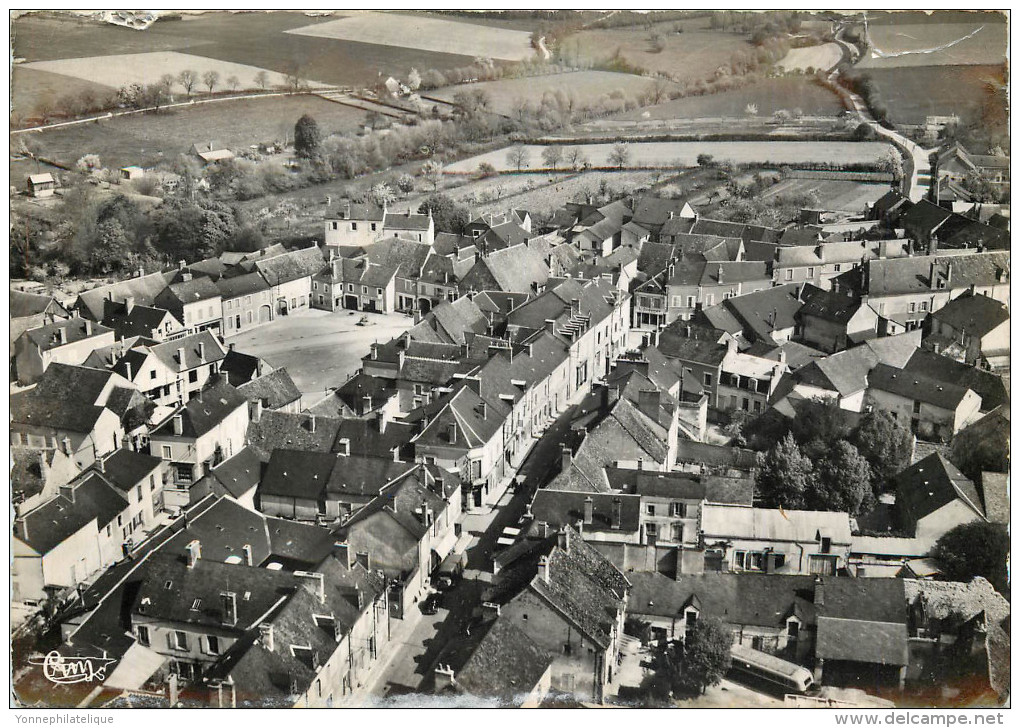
[{"left": 223, "top": 307, "right": 413, "bottom": 395}]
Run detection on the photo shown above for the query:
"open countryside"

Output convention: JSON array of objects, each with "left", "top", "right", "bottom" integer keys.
[
  {"left": 446, "top": 141, "right": 894, "bottom": 173},
  {"left": 859, "top": 20, "right": 1008, "bottom": 69}
]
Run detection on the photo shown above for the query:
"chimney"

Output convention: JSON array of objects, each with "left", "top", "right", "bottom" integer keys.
[
  {"left": 335, "top": 541, "right": 355, "bottom": 569},
  {"left": 124, "top": 296, "right": 135, "bottom": 314},
  {"left": 173, "top": 413, "right": 184, "bottom": 436},
  {"left": 370, "top": 344, "right": 378, "bottom": 360},
  {"left": 296, "top": 571, "right": 326, "bottom": 603},
  {"left": 477, "top": 402, "right": 486, "bottom": 419},
  {"left": 222, "top": 592, "right": 238, "bottom": 626},
  {"left": 813, "top": 577, "right": 824, "bottom": 606},
  {"left": 538, "top": 520, "right": 550, "bottom": 539},
  {"left": 308, "top": 415, "right": 316, "bottom": 433},
  {"left": 796, "top": 283, "right": 806, "bottom": 302},
  {"left": 62, "top": 437, "right": 73, "bottom": 455},
  {"left": 177, "top": 347, "right": 186, "bottom": 368},
  {"left": 337, "top": 438, "right": 350, "bottom": 456},
  {"left": 250, "top": 399, "right": 263, "bottom": 423},
  {"left": 125, "top": 360, "right": 133, "bottom": 381},
  {"left": 434, "top": 664, "right": 456, "bottom": 691},
  {"left": 570, "top": 298, "right": 580, "bottom": 317},
  {"left": 558, "top": 527, "right": 570, "bottom": 551},
  {"left": 96, "top": 456, "right": 106, "bottom": 474},
  {"left": 638, "top": 389, "right": 661, "bottom": 421},
  {"left": 59, "top": 483, "right": 76, "bottom": 504},
  {"left": 717, "top": 265, "right": 724, "bottom": 284},
  {"left": 538, "top": 555, "right": 551, "bottom": 583},
  {"left": 447, "top": 422, "right": 457, "bottom": 444},
  {"left": 362, "top": 395, "right": 373, "bottom": 414},
  {"left": 84, "top": 319, "right": 92, "bottom": 336},
  {"left": 611, "top": 498, "right": 622, "bottom": 530},
  {"left": 945, "top": 261, "right": 953, "bottom": 288},
  {"left": 243, "top": 544, "right": 253, "bottom": 566},
  {"left": 545, "top": 319, "right": 556, "bottom": 334},
  {"left": 58, "top": 326, "right": 67, "bottom": 345},
  {"left": 377, "top": 411, "right": 387, "bottom": 433},
  {"left": 929, "top": 261, "right": 938, "bottom": 289},
  {"left": 583, "top": 496, "right": 594, "bottom": 525},
  {"left": 186, "top": 539, "right": 202, "bottom": 568},
  {"left": 38, "top": 452, "right": 50, "bottom": 482},
  {"left": 560, "top": 445, "right": 572, "bottom": 473},
  {"left": 259, "top": 623, "right": 275, "bottom": 651},
  {"left": 198, "top": 341, "right": 205, "bottom": 361}
]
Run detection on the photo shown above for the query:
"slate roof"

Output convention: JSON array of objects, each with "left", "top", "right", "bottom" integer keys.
[
  {"left": 75, "top": 272, "right": 173, "bottom": 321},
  {"left": 724, "top": 283, "right": 820, "bottom": 343},
  {"left": 219, "top": 349, "right": 263, "bottom": 386},
  {"left": 151, "top": 381, "right": 248, "bottom": 439},
  {"left": 799, "top": 288, "right": 863, "bottom": 325},
  {"left": 101, "top": 300, "right": 178, "bottom": 338},
  {"left": 122, "top": 331, "right": 226, "bottom": 377},
  {"left": 99, "top": 449, "right": 162, "bottom": 492},
  {"left": 11, "top": 290, "right": 67, "bottom": 319},
  {"left": 428, "top": 297, "right": 489, "bottom": 345},
  {"left": 675, "top": 440, "right": 758, "bottom": 470},
  {"left": 869, "top": 363, "right": 973, "bottom": 411},
  {"left": 14, "top": 473, "right": 128, "bottom": 554},
  {"left": 656, "top": 325, "right": 729, "bottom": 368},
  {"left": 238, "top": 369, "right": 301, "bottom": 410},
  {"left": 816, "top": 617, "right": 908, "bottom": 666},
  {"left": 441, "top": 617, "right": 554, "bottom": 705},
  {"left": 531, "top": 490, "right": 641, "bottom": 533},
  {"left": 202, "top": 446, "right": 263, "bottom": 499},
  {"left": 246, "top": 411, "right": 343, "bottom": 461},
  {"left": 260, "top": 449, "right": 336, "bottom": 500},
  {"left": 895, "top": 453, "right": 985, "bottom": 528},
  {"left": 902, "top": 349, "right": 1008, "bottom": 412},
  {"left": 163, "top": 276, "right": 222, "bottom": 305},
  {"left": 844, "top": 252, "right": 1010, "bottom": 297},
  {"left": 701, "top": 504, "right": 852, "bottom": 544},
  {"left": 460, "top": 244, "right": 550, "bottom": 294},
  {"left": 333, "top": 418, "right": 417, "bottom": 459},
  {"left": 215, "top": 272, "right": 271, "bottom": 299},
  {"left": 929, "top": 292, "right": 1009, "bottom": 337},
  {"left": 11, "top": 364, "right": 120, "bottom": 433},
  {"left": 20, "top": 318, "right": 113, "bottom": 351},
  {"left": 413, "top": 385, "right": 510, "bottom": 450},
  {"left": 254, "top": 246, "right": 326, "bottom": 285},
  {"left": 385, "top": 210, "right": 432, "bottom": 231}
]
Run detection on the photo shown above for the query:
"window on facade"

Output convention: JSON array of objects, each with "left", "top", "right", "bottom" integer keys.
[
  {"left": 807, "top": 267, "right": 815, "bottom": 278},
  {"left": 206, "top": 636, "right": 220, "bottom": 655},
  {"left": 920, "top": 301, "right": 928, "bottom": 311},
  {"left": 247, "top": 311, "right": 253, "bottom": 324},
  {"left": 136, "top": 485, "right": 143, "bottom": 501},
  {"left": 162, "top": 445, "right": 172, "bottom": 459},
  {"left": 787, "top": 621, "right": 799, "bottom": 639},
  {"left": 808, "top": 554, "right": 837, "bottom": 576},
  {"left": 352, "top": 222, "right": 358, "bottom": 230},
  {"left": 376, "top": 288, "right": 382, "bottom": 296},
  {"left": 362, "top": 286, "right": 368, "bottom": 294},
  {"left": 671, "top": 296, "right": 682, "bottom": 308},
  {"left": 908, "top": 302, "right": 916, "bottom": 313},
  {"left": 170, "top": 630, "right": 189, "bottom": 651},
  {"left": 703, "top": 373, "right": 713, "bottom": 387},
  {"left": 913, "top": 400, "right": 921, "bottom": 415},
  {"left": 785, "top": 269, "right": 793, "bottom": 281},
  {"left": 137, "top": 625, "right": 150, "bottom": 646},
  {"left": 331, "top": 222, "right": 338, "bottom": 230},
  {"left": 106, "top": 524, "right": 112, "bottom": 537},
  {"left": 188, "top": 369, "right": 198, "bottom": 383},
  {"left": 646, "top": 504, "right": 656, "bottom": 516},
  {"left": 150, "top": 370, "right": 157, "bottom": 380},
  {"left": 686, "top": 296, "right": 695, "bottom": 308},
  {"left": 470, "top": 460, "right": 482, "bottom": 481},
  {"left": 833, "top": 264, "right": 841, "bottom": 273},
  {"left": 670, "top": 502, "right": 686, "bottom": 518},
  {"left": 371, "top": 223, "right": 377, "bottom": 231}
]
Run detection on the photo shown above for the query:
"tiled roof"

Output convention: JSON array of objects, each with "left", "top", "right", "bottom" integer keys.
[
  {"left": 816, "top": 617, "right": 908, "bottom": 666},
  {"left": 238, "top": 369, "right": 301, "bottom": 409},
  {"left": 701, "top": 504, "right": 852, "bottom": 544},
  {"left": 428, "top": 296, "right": 489, "bottom": 345},
  {"left": 215, "top": 272, "right": 271, "bottom": 299},
  {"left": 895, "top": 452, "right": 985, "bottom": 528},
  {"left": 869, "top": 362, "right": 973, "bottom": 410},
  {"left": 799, "top": 288, "right": 862, "bottom": 325},
  {"left": 929, "top": 292, "right": 1009, "bottom": 337},
  {"left": 675, "top": 440, "right": 758, "bottom": 470},
  {"left": 101, "top": 300, "right": 177, "bottom": 337},
  {"left": 164, "top": 276, "right": 222, "bottom": 304},
  {"left": 903, "top": 348, "right": 1007, "bottom": 411},
  {"left": 219, "top": 350, "right": 263, "bottom": 386},
  {"left": 531, "top": 489, "right": 641, "bottom": 533},
  {"left": 385, "top": 210, "right": 432, "bottom": 231},
  {"left": 246, "top": 411, "right": 343, "bottom": 461},
  {"left": 461, "top": 244, "right": 550, "bottom": 294},
  {"left": 203, "top": 446, "right": 262, "bottom": 499},
  {"left": 151, "top": 381, "right": 248, "bottom": 439},
  {"left": 22, "top": 318, "right": 113, "bottom": 351},
  {"left": 99, "top": 449, "right": 161, "bottom": 492},
  {"left": 11, "top": 290, "right": 67, "bottom": 319},
  {"left": 853, "top": 252, "right": 1009, "bottom": 298},
  {"left": 414, "top": 385, "right": 510, "bottom": 449},
  {"left": 14, "top": 473, "right": 128, "bottom": 554},
  {"left": 137, "top": 330, "right": 226, "bottom": 374},
  {"left": 11, "top": 364, "right": 119, "bottom": 433},
  {"left": 254, "top": 246, "right": 326, "bottom": 285},
  {"left": 75, "top": 272, "right": 173, "bottom": 321}
]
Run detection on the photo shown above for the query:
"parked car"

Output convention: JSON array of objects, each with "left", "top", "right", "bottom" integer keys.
[
  {"left": 435, "top": 551, "right": 467, "bottom": 590},
  {"left": 421, "top": 592, "right": 442, "bottom": 615}
]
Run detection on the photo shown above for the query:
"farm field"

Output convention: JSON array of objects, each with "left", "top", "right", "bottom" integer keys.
[
  {"left": 559, "top": 19, "right": 753, "bottom": 85},
  {"left": 446, "top": 141, "right": 894, "bottom": 173},
  {"left": 23, "top": 51, "right": 326, "bottom": 94},
  {"left": 15, "top": 94, "right": 369, "bottom": 172},
  {"left": 284, "top": 12, "right": 538, "bottom": 62},
  {"left": 11, "top": 67, "right": 114, "bottom": 122},
  {"left": 612, "top": 77, "right": 845, "bottom": 120},
  {"left": 863, "top": 65, "right": 1006, "bottom": 128},
  {"left": 429, "top": 71, "right": 666, "bottom": 116},
  {"left": 758, "top": 176, "right": 891, "bottom": 213},
  {"left": 778, "top": 43, "right": 843, "bottom": 73},
  {"left": 858, "top": 21, "right": 1007, "bottom": 69}
]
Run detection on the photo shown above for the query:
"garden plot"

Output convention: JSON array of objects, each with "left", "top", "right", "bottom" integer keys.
[
  {"left": 446, "top": 141, "right": 893, "bottom": 173},
  {"left": 22, "top": 51, "right": 328, "bottom": 92},
  {"left": 778, "top": 43, "right": 843, "bottom": 73},
  {"left": 759, "top": 177, "right": 891, "bottom": 214},
  {"left": 285, "top": 12, "right": 537, "bottom": 62}
]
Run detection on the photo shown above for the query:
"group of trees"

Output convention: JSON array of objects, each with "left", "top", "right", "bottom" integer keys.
[
  {"left": 931, "top": 522, "right": 1010, "bottom": 597},
  {"left": 647, "top": 618, "right": 733, "bottom": 701},
  {"left": 838, "top": 69, "right": 890, "bottom": 125},
  {"left": 748, "top": 403, "right": 913, "bottom": 518}
]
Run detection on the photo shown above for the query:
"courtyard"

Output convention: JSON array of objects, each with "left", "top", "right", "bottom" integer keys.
[{"left": 223, "top": 306, "right": 413, "bottom": 396}]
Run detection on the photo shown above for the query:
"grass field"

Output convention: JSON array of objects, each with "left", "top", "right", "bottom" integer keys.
[
  {"left": 778, "top": 43, "right": 843, "bottom": 73},
  {"left": 430, "top": 71, "right": 665, "bottom": 115},
  {"left": 758, "top": 176, "right": 890, "bottom": 213},
  {"left": 560, "top": 19, "right": 752, "bottom": 85},
  {"left": 285, "top": 12, "right": 537, "bottom": 62},
  {"left": 11, "top": 67, "right": 113, "bottom": 122},
  {"left": 862, "top": 65, "right": 1006, "bottom": 127},
  {"left": 446, "top": 141, "right": 893, "bottom": 173},
  {"left": 612, "top": 77, "right": 845, "bottom": 120},
  {"left": 858, "top": 21, "right": 1007, "bottom": 69},
  {"left": 23, "top": 51, "right": 323, "bottom": 94},
  {"left": 17, "top": 95, "right": 368, "bottom": 171}
]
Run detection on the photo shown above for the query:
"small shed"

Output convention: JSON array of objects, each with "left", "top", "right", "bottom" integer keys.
[
  {"left": 27, "top": 173, "right": 55, "bottom": 198},
  {"left": 120, "top": 166, "right": 145, "bottom": 180},
  {"left": 197, "top": 149, "right": 235, "bottom": 165}
]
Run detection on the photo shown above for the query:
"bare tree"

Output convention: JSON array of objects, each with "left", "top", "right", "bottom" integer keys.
[
  {"left": 608, "top": 143, "right": 630, "bottom": 169},
  {"left": 254, "top": 70, "right": 269, "bottom": 91},
  {"left": 652, "top": 77, "right": 671, "bottom": 105},
  {"left": 420, "top": 159, "right": 444, "bottom": 192},
  {"left": 78, "top": 88, "right": 97, "bottom": 113},
  {"left": 159, "top": 73, "right": 176, "bottom": 94},
  {"left": 541, "top": 145, "right": 563, "bottom": 169},
  {"left": 227, "top": 75, "right": 240, "bottom": 92},
  {"left": 202, "top": 70, "right": 220, "bottom": 94},
  {"left": 178, "top": 69, "right": 198, "bottom": 98},
  {"left": 564, "top": 146, "right": 584, "bottom": 170},
  {"left": 506, "top": 145, "right": 530, "bottom": 172}
]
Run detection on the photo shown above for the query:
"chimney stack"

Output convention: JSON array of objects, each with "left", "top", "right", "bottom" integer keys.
[
  {"left": 173, "top": 413, "right": 184, "bottom": 436},
  {"left": 308, "top": 415, "right": 316, "bottom": 433},
  {"left": 377, "top": 411, "right": 387, "bottom": 433},
  {"left": 96, "top": 456, "right": 106, "bottom": 474},
  {"left": 583, "top": 496, "right": 594, "bottom": 525},
  {"left": 447, "top": 422, "right": 457, "bottom": 444},
  {"left": 38, "top": 452, "right": 50, "bottom": 482},
  {"left": 717, "top": 265, "right": 724, "bottom": 284},
  {"left": 638, "top": 389, "right": 661, "bottom": 422},
  {"left": 558, "top": 527, "right": 571, "bottom": 551},
  {"left": 929, "top": 261, "right": 938, "bottom": 289},
  {"left": 58, "top": 326, "right": 68, "bottom": 345},
  {"left": 177, "top": 347, "right": 186, "bottom": 368},
  {"left": 813, "top": 576, "right": 825, "bottom": 606},
  {"left": 611, "top": 498, "right": 622, "bottom": 530},
  {"left": 570, "top": 298, "right": 580, "bottom": 317},
  {"left": 124, "top": 296, "right": 135, "bottom": 314},
  {"left": 560, "top": 445, "right": 572, "bottom": 473},
  {"left": 186, "top": 539, "right": 202, "bottom": 568},
  {"left": 62, "top": 437, "right": 73, "bottom": 456},
  {"left": 250, "top": 399, "right": 263, "bottom": 423},
  {"left": 538, "top": 555, "right": 551, "bottom": 584},
  {"left": 198, "top": 341, "right": 205, "bottom": 361},
  {"left": 337, "top": 438, "right": 350, "bottom": 456},
  {"left": 335, "top": 541, "right": 355, "bottom": 570},
  {"left": 259, "top": 623, "right": 275, "bottom": 651},
  {"left": 243, "top": 544, "right": 253, "bottom": 566},
  {"left": 125, "top": 360, "right": 133, "bottom": 381}
]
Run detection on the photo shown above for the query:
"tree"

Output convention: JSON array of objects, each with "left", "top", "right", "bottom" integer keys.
[
  {"left": 159, "top": 74, "right": 176, "bottom": 94},
  {"left": 89, "top": 219, "right": 134, "bottom": 274},
  {"left": 564, "top": 146, "right": 585, "bottom": 170},
  {"left": 370, "top": 182, "right": 396, "bottom": 207},
  {"left": 396, "top": 173, "right": 416, "bottom": 194},
  {"left": 476, "top": 162, "right": 497, "bottom": 179},
  {"left": 932, "top": 522, "right": 1009, "bottom": 596},
  {"left": 177, "top": 69, "right": 198, "bottom": 98},
  {"left": 418, "top": 193, "right": 469, "bottom": 234},
  {"left": 850, "top": 409, "right": 913, "bottom": 491},
  {"left": 651, "top": 618, "right": 732, "bottom": 698},
  {"left": 254, "top": 70, "right": 269, "bottom": 91},
  {"left": 75, "top": 154, "right": 103, "bottom": 176},
  {"left": 202, "top": 70, "right": 220, "bottom": 94},
  {"left": 651, "top": 77, "right": 671, "bottom": 104},
  {"left": 697, "top": 153, "right": 715, "bottom": 167},
  {"left": 773, "top": 109, "right": 791, "bottom": 123},
  {"left": 420, "top": 159, "right": 444, "bottom": 192},
  {"left": 608, "top": 143, "right": 630, "bottom": 169},
  {"left": 142, "top": 84, "right": 168, "bottom": 113},
  {"left": 506, "top": 145, "right": 530, "bottom": 172},
  {"left": 541, "top": 145, "right": 563, "bottom": 169},
  {"left": 807, "top": 441, "right": 875, "bottom": 517},
  {"left": 227, "top": 75, "right": 240, "bottom": 92},
  {"left": 366, "top": 110, "right": 386, "bottom": 131},
  {"left": 407, "top": 68, "right": 421, "bottom": 91},
  {"left": 755, "top": 433, "right": 812, "bottom": 509},
  {"left": 294, "top": 114, "right": 322, "bottom": 160}
]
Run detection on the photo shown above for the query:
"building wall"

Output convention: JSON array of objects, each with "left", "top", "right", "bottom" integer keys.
[
  {"left": 181, "top": 298, "right": 223, "bottom": 334},
  {"left": 16, "top": 329, "right": 117, "bottom": 385},
  {"left": 706, "top": 537, "right": 851, "bottom": 576},
  {"left": 13, "top": 521, "right": 104, "bottom": 602},
  {"left": 915, "top": 500, "right": 984, "bottom": 542},
  {"left": 868, "top": 281, "right": 1010, "bottom": 334},
  {"left": 865, "top": 387, "right": 978, "bottom": 442},
  {"left": 150, "top": 404, "right": 249, "bottom": 487},
  {"left": 273, "top": 277, "right": 313, "bottom": 315},
  {"left": 324, "top": 217, "right": 382, "bottom": 249},
  {"left": 222, "top": 290, "right": 274, "bottom": 336}
]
